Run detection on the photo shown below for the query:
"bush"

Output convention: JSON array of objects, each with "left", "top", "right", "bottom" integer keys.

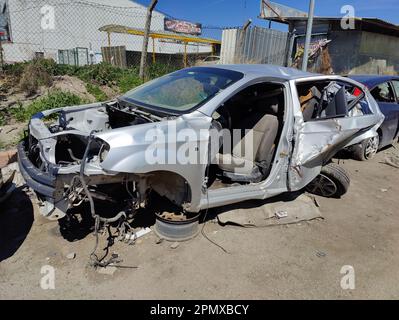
[
  {"left": 74, "top": 62, "right": 124, "bottom": 86},
  {"left": 148, "top": 63, "right": 177, "bottom": 79},
  {"left": 117, "top": 71, "right": 142, "bottom": 93},
  {"left": 19, "top": 58, "right": 54, "bottom": 96},
  {"left": 11, "top": 90, "right": 85, "bottom": 122},
  {"left": 3, "top": 61, "right": 28, "bottom": 78}
]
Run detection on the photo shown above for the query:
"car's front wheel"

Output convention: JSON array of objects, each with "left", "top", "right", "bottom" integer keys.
[
  {"left": 352, "top": 135, "right": 379, "bottom": 161},
  {"left": 306, "top": 163, "right": 350, "bottom": 198}
]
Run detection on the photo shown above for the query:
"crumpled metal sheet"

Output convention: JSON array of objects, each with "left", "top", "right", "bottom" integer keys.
[{"left": 216, "top": 194, "right": 322, "bottom": 227}]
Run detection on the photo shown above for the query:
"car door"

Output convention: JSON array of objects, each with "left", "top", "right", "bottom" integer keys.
[
  {"left": 288, "top": 77, "right": 384, "bottom": 190},
  {"left": 389, "top": 80, "right": 399, "bottom": 140},
  {"left": 369, "top": 81, "right": 398, "bottom": 146}
]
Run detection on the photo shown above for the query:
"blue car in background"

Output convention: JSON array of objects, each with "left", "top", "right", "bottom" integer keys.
[{"left": 349, "top": 75, "right": 399, "bottom": 160}]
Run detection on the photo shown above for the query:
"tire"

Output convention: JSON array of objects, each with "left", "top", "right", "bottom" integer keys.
[
  {"left": 306, "top": 163, "right": 350, "bottom": 198},
  {"left": 352, "top": 135, "right": 379, "bottom": 161}
]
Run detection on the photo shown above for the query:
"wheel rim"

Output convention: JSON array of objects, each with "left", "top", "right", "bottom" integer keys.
[
  {"left": 365, "top": 136, "right": 379, "bottom": 159},
  {"left": 307, "top": 174, "right": 337, "bottom": 197}
]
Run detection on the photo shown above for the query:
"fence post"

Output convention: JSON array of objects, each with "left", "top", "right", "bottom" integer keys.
[
  {"left": 139, "top": 0, "right": 158, "bottom": 81},
  {"left": 285, "top": 30, "right": 296, "bottom": 67},
  {"left": 236, "top": 19, "right": 252, "bottom": 64}
]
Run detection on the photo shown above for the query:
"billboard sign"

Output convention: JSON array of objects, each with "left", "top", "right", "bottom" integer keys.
[
  {"left": 260, "top": 0, "right": 307, "bottom": 22},
  {"left": 164, "top": 18, "right": 202, "bottom": 35}
]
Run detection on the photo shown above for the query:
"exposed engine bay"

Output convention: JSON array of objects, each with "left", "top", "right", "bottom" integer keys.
[{"left": 22, "top": 100, "right": 191, "bottom": 224}]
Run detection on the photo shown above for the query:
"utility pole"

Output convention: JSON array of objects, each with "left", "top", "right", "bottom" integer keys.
[
  {"left": 302, "top": 0, "right": 315, "bottom": 71},
  {"left": 139, "top": 0, "right": 158, "bottom": 81}
]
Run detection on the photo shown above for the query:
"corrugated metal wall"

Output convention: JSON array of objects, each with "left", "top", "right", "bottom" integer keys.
[{"left": 220, "top": 26, "right": 291, "bottom": 66}]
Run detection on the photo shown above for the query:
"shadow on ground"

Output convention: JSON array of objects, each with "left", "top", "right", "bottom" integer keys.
[
  {"left": 201, "top": 190, "right": 305, "bottom": 223},
  {"left": 0, "top": 187, "right": 34, "bottom": 262}
]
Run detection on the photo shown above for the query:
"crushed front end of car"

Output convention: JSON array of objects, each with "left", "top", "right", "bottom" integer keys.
[
  {"left": 18, "top": 102, "right": 130, "bottom": 220},
  {"left": 17, "top": 100, "right": 198, "bottom": 223}
]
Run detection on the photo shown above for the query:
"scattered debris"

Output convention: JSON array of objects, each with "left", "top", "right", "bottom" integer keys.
[
  {"left": 308, "top": 194, "right": 321, "bottom": 208},
  {"left": 275, "top": 210, "right": 288, "bottom": 219},
  {"left": 97, "top": 264, "right": 118, "bottom": 276},
  {"left": 155, "top": 238, "right": 164, "bottom": 244},
  {"left": 316, "top": 251, "right": 327, "bottom": 258},
  {"left": 170, "top": 242, "right": 180, "bottom": 249},
  {"left": 66, "top": 252, "right": 76, "bottom": 260},
  {"left": 217, "top": 194, "right": 322, "bottom": 227},
  {"left": 125, "top": 227, "right": 152, "bottom": 241},
  {"left": 6, "top": 127, "right": 17, "bottom": 134},
  {"left": 380, "top": 156, "right": 399, "bottom": 169}
]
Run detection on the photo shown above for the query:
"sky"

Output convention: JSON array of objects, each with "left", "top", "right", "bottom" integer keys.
[{"left": 134, "top": 0, "right": 399, "bottom": 32}]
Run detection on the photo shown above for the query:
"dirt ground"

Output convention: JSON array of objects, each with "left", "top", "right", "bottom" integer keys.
[{"left": 0, "top": 142, "right": 398, "bottom": 300}]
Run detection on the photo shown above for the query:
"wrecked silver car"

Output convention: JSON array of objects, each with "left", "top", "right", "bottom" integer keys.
[{"left": 17, "top": 65, "right": 383, "bottom": 237}]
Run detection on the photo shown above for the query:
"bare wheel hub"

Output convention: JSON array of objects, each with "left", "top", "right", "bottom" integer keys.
[
  {"left": 306, "top": 174, "right": 337, "bottom": 197},
  {"left": 365, "top": 136, "right": 379, "bottom": 159},
  {"left": 154, "top": 210, "right": 200, "bottom": 242}
]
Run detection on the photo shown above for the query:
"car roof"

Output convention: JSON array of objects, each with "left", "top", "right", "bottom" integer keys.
[
  {"left": 348, "top": 75, "right": 399, "bottom": 88},
  {"left": 206, "top": 64, "right": 318, "bottom": 81}
]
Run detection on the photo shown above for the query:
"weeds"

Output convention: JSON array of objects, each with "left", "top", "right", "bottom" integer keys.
[
  {"left": 2, "top": 59, "right": 179, "bottom": 124},
  {"left": 117, "top": 72, "right": 142, "bottom": 93},
  {"left": 11, "top": 90, "right": 85, "bottom": 122},
  {"left": 148, "top": 63, "right": 177, "bottom": 79},
  {"left": 86, "top": 83, "right": 108, "bottom": 102},
  {"left": 19, "top": 58, "right": 54, "bottom": 96}
]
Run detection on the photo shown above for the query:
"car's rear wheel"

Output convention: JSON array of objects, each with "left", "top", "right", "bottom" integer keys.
[
  {"left": 306, "top": 163, "right": 350, "bottom": 198},
  {"left": 352, "top": 135, "right": 379, "bottom": 161}
]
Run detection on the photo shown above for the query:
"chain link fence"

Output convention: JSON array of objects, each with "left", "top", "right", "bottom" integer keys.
[{"left": 0, "top": 0, "right": 223, "bottom": 70}]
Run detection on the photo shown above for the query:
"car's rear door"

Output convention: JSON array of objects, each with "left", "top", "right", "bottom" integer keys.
[{"left": 288, "top": 77, "right": 384, "bottom": 190}]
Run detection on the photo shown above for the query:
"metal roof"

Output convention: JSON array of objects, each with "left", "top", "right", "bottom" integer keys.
[
  {"left": 99, "top": 24, "right": 221, "bottom": 44},
  {"left": 283, "top": 16, "right": 398, "bottom": 27},
  {"left": 283, "top": 17, "right": 399, "bottom": 36}
]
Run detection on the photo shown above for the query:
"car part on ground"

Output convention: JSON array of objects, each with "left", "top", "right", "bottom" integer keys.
[
  {"left": 306, "top": 163, "right": 350, "bottom": 198},
  {"left": 154, "top": 211, "right": 200, "bottom": 242}
]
